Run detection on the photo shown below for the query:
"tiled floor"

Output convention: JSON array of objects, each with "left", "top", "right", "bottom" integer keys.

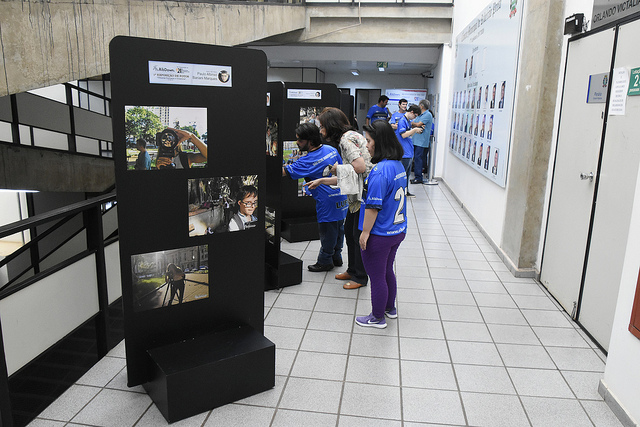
[{"left": 29, "top": 184, "right": 624, "bottom": 427}]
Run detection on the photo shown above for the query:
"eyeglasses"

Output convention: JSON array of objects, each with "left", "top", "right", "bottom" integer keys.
[{"left": 240, "top": 201, "right": 258, "bottom": 207}]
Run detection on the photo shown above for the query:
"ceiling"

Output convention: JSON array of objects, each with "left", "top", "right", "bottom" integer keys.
[{"left": 249, "top": 44, "right": 443, "bottom": 77}]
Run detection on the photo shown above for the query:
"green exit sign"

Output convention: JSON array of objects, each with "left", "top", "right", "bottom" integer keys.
[
  {"left": 629, "top": 67, "right": 640, "bottom": 96},
  {"left": 377, "top": 62, "right": 388, "bottom": 68}
]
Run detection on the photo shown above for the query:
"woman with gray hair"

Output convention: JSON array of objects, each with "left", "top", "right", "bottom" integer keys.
[{"left": 305, "top": 107, "right": 373, "bottom": 290}]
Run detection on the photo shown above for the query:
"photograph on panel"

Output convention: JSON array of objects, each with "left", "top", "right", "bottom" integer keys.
[
  {"left": 282, "top": 141, "right": 311, "bottom": 197},
  {"left": 188, "top": 175, "right": 259, "bottom": 235},
  {"left": 492, "top": 148, "right": 499, "bottom": 175},
  {"left": 299, "top": 106, "right": 325, "bottom": 127},
  {"left": 125, "top": 106, "right": 207, "bottom": 170},
  {"left": 266, "top": 118, "right": 278, "bottom": 157},
  {"left": 131, "top": 245, "right": 209, "bottom": 312},
  {"left": 265, "top": 206, "right": 276, "bottom": 244}
]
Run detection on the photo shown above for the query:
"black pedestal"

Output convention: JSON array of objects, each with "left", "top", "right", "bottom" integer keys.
[
  {"left": 281, "top": 216, "right": 319, "bottom": 242},
  {"left": 265, "top": 251, "right": 303, "bottom": 290},
  {"left": 143, "top": 326, "right": 275, "bottom": 423}
]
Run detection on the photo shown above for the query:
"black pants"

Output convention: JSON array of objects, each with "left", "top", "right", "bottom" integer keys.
[
  {"left": 169, "top": 279, "right": 185, "bottom": 305},
  {"left": 345, "top": 209, "right": 368, "bottom": 285}
]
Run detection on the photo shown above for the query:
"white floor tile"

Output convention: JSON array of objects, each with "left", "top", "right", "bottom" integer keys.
[{"left": 31, "top": 184, "right": 624, "bottom": 427}]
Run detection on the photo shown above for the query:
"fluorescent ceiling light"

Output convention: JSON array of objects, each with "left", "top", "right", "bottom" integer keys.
[{"left": 351, "top": 69, "right": 360, "bottom": 76}]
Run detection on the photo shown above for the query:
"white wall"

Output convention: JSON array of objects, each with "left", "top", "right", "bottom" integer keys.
[
  {"left": 603, "top": 163, "right": 640, "bottom": 425},
  {"left": 0, "top": 191, "right": 27, "bottom": 246},
  {"left": 428, "top": 46, "right": 448, "bottom": 177},
  {"left": 324, "top": 72, "right": 427, "bottom": 95}
]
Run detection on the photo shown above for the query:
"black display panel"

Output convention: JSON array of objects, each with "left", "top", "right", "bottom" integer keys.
[
  {"left": 265, "top": 82, "right": 285, "bottom": 267},
  {"left": 279, "top": 82, "right": 341, "bottom": 219},
  {"left": 110, "top": 36, "right": 267, "bottom": 386}
]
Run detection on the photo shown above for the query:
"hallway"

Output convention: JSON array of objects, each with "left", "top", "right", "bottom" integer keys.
[{"left": 28, "top": 184, "right": 623, "bottom": 427}]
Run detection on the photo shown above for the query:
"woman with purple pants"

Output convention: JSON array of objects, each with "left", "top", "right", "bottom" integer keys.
[{"left": 355, "top": 120, "right": 408, "bottom": 329}]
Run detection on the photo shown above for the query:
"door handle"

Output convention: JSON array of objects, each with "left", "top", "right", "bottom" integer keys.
[{"left": 580, "top": 172, "right": 594, "bottom": 182}]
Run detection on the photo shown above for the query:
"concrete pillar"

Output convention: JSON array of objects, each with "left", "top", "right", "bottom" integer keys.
[{"left": 501, "top": 0, "right": 565, "bottom": 270}]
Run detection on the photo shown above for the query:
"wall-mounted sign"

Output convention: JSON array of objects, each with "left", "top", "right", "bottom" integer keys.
[
  {"left": 628, "top": 67, "right": 640, "bottom": 96},
  {"left": 609, "top": 67, "right": 629, "bottom": 115},
  {"left": 448, "top": 0, "right": 523, "bottom": 188},
  {"left": 593, "top": 0, "right": 640, "bottom": 30},
  {"left": 149, "top": 61, "right": 232, "bottom": 87},
  {"left": 587, "top": 72, "right": 609, "bottom": 103},
  {"left": 287, "top": 89, "right": 322, "bottom": 99},
  {"left": 385, "top": 89, "right": 428, "bottom": 114},
  {"left": 377, "top": 62, "right": 388, "bottom": 68}
]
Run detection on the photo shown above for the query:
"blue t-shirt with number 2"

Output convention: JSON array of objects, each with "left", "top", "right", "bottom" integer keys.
[{"left": 359, "top": 159, "right": 407, "bottom": 236}]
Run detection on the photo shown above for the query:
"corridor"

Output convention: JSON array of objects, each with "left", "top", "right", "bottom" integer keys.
[{"left": 28, "top": 184, "right": 623, "bottom": 427}]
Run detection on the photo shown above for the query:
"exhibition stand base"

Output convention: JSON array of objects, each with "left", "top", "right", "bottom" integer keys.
[
  {"left": 265, "top": 251, "right": 303, "bottom": 290},
  {"left": 143, "top": 326, "right": 275, "bottom": 423},
  {"left": 281, "top": 216, "right": 319, "bottom": 242}
]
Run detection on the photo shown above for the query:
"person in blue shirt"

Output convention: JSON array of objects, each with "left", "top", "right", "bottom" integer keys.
[
  {"left": 395, "top": 104, "right": 423, "bottom": 197},
  {"left": 365, "top": 95, "right": 390, "bottom": 126},
  {"left": 410, "top": 99, "right": 434, "bottom": 183},
  {"left": 134, "top": 138, "right": 151, "bottom": 170},
  {"left": 388, "top": 98, "right": 407, "bottom": 131},
  {"left": 283, "top": 123, "right": 348, "bottom": 272},
  {"left": 355, "top": 120, "right": 407, "bottom": 329}
]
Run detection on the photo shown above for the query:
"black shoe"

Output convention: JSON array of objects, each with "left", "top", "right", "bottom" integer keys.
[
  {"left": 308, "top": 263, "right": 334, "bottom": 272},
  {"left": 410, "top": 179, "right": 423, "bottom": 184},
  {"left": 406, "top": 192, "right": 416, "bottom": 198},
  {"left": 333, "top": 259, "right": 343, "bottom": 267}
]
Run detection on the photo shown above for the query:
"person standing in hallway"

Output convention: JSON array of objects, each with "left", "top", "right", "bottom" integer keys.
[
  {"left": 395, "top": 104, "right": 423, "bottom": 197},
  {"left": 410, "top": 99, "right": 434, "bottom": 183},
  {"left": 365, "top": 95, "right": 390, "bottom": 126},
  {"left": 355, "top": 120, "right": 407, "bottom": 329},
  {"left": 389, "top": 98, "right": 408, "bottom": 130},
  {"left": 283, "top": 123, "right": 348, "bottom": 272},
  {"left": 305, "top": 107, "right": 373, "bottom": 290}
]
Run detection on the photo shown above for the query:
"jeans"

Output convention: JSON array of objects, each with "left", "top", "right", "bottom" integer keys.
[
  {"left": 360, "top": 232, "right": 406, "bottom": 319},
  {"left": 317, "top": 220, "right": 345, "bottom": 265},
  {"left": 413, "top": 145, "right": 428, "bottom": 182},
  {"left": 345, "top": 210, "right": 368, "bottom": 285},
  {"left": 400, "top": 157, "right": 412, "bottom": 193}
]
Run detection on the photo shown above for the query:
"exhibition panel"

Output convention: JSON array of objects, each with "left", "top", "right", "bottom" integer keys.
[
  {"left": 278, "top": 82, "right": 341, "bottom": 242},
  {"left": 110, "top": 36, "right": 274, "bottom": 422},
  {"left": 448, "top": 0, "right": 523, "bottom": 188},
  {"left": 265, "top": 81, "right": 303, "bottom": 290}
]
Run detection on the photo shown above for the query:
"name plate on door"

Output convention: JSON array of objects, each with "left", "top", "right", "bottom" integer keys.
[{"left": 587, "top": 72, "right": 609, "bottom": 103}]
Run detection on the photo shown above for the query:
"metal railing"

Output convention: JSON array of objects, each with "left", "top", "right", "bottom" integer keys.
[{"left": 0, "top": 191, "right": 120, "bottom": 427}]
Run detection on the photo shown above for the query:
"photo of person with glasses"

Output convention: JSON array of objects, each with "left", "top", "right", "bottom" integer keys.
[
  {"left": 187, "top": 176, "right": 258, "bottom": 236},
  {"left": 228, "top": 185, "right": 258, "bottom": 231}
]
